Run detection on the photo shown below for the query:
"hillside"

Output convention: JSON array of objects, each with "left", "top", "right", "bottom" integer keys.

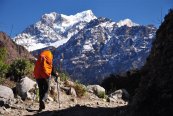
[{"left": 0, "top": 32, "right": 34, "bottom": 63}]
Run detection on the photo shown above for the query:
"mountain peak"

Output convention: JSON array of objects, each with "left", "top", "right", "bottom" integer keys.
[
  {"left": 41, "top": 12, "right": 58, "bottom": 25},
  {"left": 75, "top": 10, "right": 95, "bottom": 17},
  {"left": 14, "top": 10, "right": 97, "bottom": 51},
  {"left": 117, "top": 18, "right": 139, "bottom": 27},
  {"left": 72, "top": 10, "right": 97, "bottom": 22}
]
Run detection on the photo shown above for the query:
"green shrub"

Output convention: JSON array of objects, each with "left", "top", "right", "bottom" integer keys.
[
  {"left": 0, "top": 47, "right": 9, "bottom": 80},
  {"left": 74, "top": 82, "right": 86, "bottom": 97},
  {"left": 59, "top": 72, "right": 69, "bottom": 82},
  {"left": 0, "top": 76, "right": 5, "bottom": 84},
  {"left": 0, "top": 60, "right": 9, "bottom": 78},
  {"left": 8, "top": 59, "right": 34, "bottom": 81},
  {"left": 0, "top": 47, "right": 7, "bottom": 61},
  {"left": 97, "top": 91, "right": 106, "bottom": 98}
]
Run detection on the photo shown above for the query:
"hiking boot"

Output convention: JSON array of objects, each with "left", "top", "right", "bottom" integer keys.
[{"left": 39, "top": 100, "right": 45, "bottom": 111}]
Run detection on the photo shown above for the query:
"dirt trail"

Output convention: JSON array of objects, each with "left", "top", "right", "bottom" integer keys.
[{"left": 0, "top": 92, "right": 127, "bottom": 116}]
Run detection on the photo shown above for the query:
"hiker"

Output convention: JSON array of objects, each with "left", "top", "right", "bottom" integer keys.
[{"left": 34, "top": 50, "right": 59, "bottom": 111}]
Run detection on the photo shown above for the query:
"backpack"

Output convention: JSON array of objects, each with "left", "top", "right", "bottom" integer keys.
[{"left": 34, "top": 50, "right": 53, "bottom": 79}]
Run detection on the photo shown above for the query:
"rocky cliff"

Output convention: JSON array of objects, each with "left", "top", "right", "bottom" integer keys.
[{"left": 128, "top": 9, "right": 173, "bottom": 116}]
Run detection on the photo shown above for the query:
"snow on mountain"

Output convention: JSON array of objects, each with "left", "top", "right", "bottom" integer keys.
[
  {"left": 13, "top": 10, "right": 157, "bottom": 84},
  {"left": 13, "top": 10, "right": 96, "bottom": 51},
  {"left": 53, "top": 18, "right": 157, "bottom": 84},
  {"left": 117, "top": 19, "right": 139, "bottom": 27}
]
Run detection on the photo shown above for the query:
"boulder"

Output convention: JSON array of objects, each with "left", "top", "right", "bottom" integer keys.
[
  {"left": 87, "top": 85, "right": 105, "bottom": 97},
  {"left": 0, "top": 85, "right": 15, "bottom": 107},
  {"left": 0, "top": 85, "right": 14, "bottom": 99},
  {"left": 108, "top": 89, "right": 129, "bottom": 102},
  {"left": 16, "top": 77, "right": 36, "bottom": 100}
]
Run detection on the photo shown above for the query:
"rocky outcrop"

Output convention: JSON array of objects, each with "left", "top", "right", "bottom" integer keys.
[{"left": 128, "top": 9, "right": 173, "bottom": 116}]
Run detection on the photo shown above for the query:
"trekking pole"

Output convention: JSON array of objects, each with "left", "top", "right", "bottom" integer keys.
[
  {"left": 56, "top": 53, "right": 63, "bottom": 108},
  {"left": 57, "top": 76, "right": 61, "bottom": 108}
]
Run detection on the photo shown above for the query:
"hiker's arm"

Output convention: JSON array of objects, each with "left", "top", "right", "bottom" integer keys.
[
  {"left": 51, "top": 66, "right": 58, "bottom": 76},
  {"left": 51, "top": 66, "right": 59, "bottom": 82}
]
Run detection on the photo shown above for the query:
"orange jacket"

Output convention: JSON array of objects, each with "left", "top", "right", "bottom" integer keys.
[{"left": 34, "top": 50, "right": 53, "bottom": 79}]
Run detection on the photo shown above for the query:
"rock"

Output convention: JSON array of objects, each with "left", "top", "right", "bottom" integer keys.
[
  {"left": 0, "top": 107, "right": 5, "bottom": 115},
  {"left": 102, "top": 99, "right": 107, "bottom": 102},
  {"left": 87, "top": 85, "right": 105, "bottom": 98},
  {"left": 0, "top": 98, "right": 16, "bottom": 108},
  {"left": 0, "top": 85, "right": 15, "bottom": 107},
  {"left": 50, "top": 77, "right": 58, "bottom": 96},
  {"left": 0, "top": 85, "right": 14, "bottom": 99},
  {"left": 68, "top": 87, "right": 77, "bottom": 97},
  {"left": 107, "top": 97, "right": 116, "bottom": 102},
  {"left": 16, "top": 77, "right": 36, "bottom": 100},
  {"left": 61, "top": 86, "right": 70, "bottom": 93},
  {"left": 64, "top": 80, "right": 75, "bottom": 87},
  {"left": 26, "top": 91, "right": 36, "bottom": 100},
  {"left": 47, "top": 96, "right": 54, "bottom": 102},
  {"left": 71, "top": 98, "right": 77, "bottom": 104},
  {"left": 109, "top": 89, "right": 129, "bottom": 101}
]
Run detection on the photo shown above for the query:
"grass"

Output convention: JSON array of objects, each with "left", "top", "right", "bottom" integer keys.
[{"left": 74, "top": 82, "right": 87, "bottom": 97}]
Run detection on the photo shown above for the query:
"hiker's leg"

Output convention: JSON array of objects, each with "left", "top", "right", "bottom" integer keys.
[
  {"left": 42, "top": 77, "right": 50, "bottom": 102},
  {"left": 36, "top": 79, "right": 44, "bottom": 109}
]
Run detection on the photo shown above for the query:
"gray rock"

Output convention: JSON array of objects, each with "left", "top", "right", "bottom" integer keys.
[
  {"left": 49, "top": 78, "right": 58, "bottom": 97},
  {"left": 0, "top": 85, "right": 15, "bottom": 108},
  {"left": 69, "top": 87, "right": 77, "bottom": 97},
  {"left": 0, "top": 85, "right": 14, "bottom": 99},
  {"left": 87, "top": 85, "right": 105, "bottom": 97},
  {"left": 16, "top": 77, "right": 36, "bottom": 100},
  {"left": 108, "top": 89, "right": 129, "bottom": 101}
]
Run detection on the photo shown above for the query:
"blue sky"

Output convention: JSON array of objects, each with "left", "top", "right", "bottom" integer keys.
[{"left": 0, "top": 0, "right": 172, "bottom": 37}]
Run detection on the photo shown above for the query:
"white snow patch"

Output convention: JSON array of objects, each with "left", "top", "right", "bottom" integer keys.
[{"left": 117, "top": 19, "right": 139, "bottom": 27}]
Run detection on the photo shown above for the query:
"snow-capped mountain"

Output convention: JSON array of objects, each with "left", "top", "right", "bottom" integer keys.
[
  {"left": 14, "top": 10, "right": 157, "bottom": 84},
  {"left": 14, "top": 10, "right": 96, "bottom": 51},
  {"left": 53, "top": 18, "right": 157, "bottom": 84}
]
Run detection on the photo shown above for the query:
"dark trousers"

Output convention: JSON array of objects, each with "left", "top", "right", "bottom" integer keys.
[{"left": 36, "top": 78, "right": 50, "bottom": 108}]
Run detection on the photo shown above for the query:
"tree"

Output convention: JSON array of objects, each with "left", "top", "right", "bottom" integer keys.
[{"left": 8, "top": 59, "right": 34, "bottom": 82}]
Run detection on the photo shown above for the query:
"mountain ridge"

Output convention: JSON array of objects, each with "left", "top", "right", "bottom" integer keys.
[
  {"left": 53, "top": 17, "right": 156, "bottom": 84},
  {"left": 13, "top": 10, "right": 157, "bottom": 84},
  {"left": 13, "top": 10, "right": 143, "bottom": 51},
  {"left": 13, "top": 10, "right": 97, "bottom": 51}
]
